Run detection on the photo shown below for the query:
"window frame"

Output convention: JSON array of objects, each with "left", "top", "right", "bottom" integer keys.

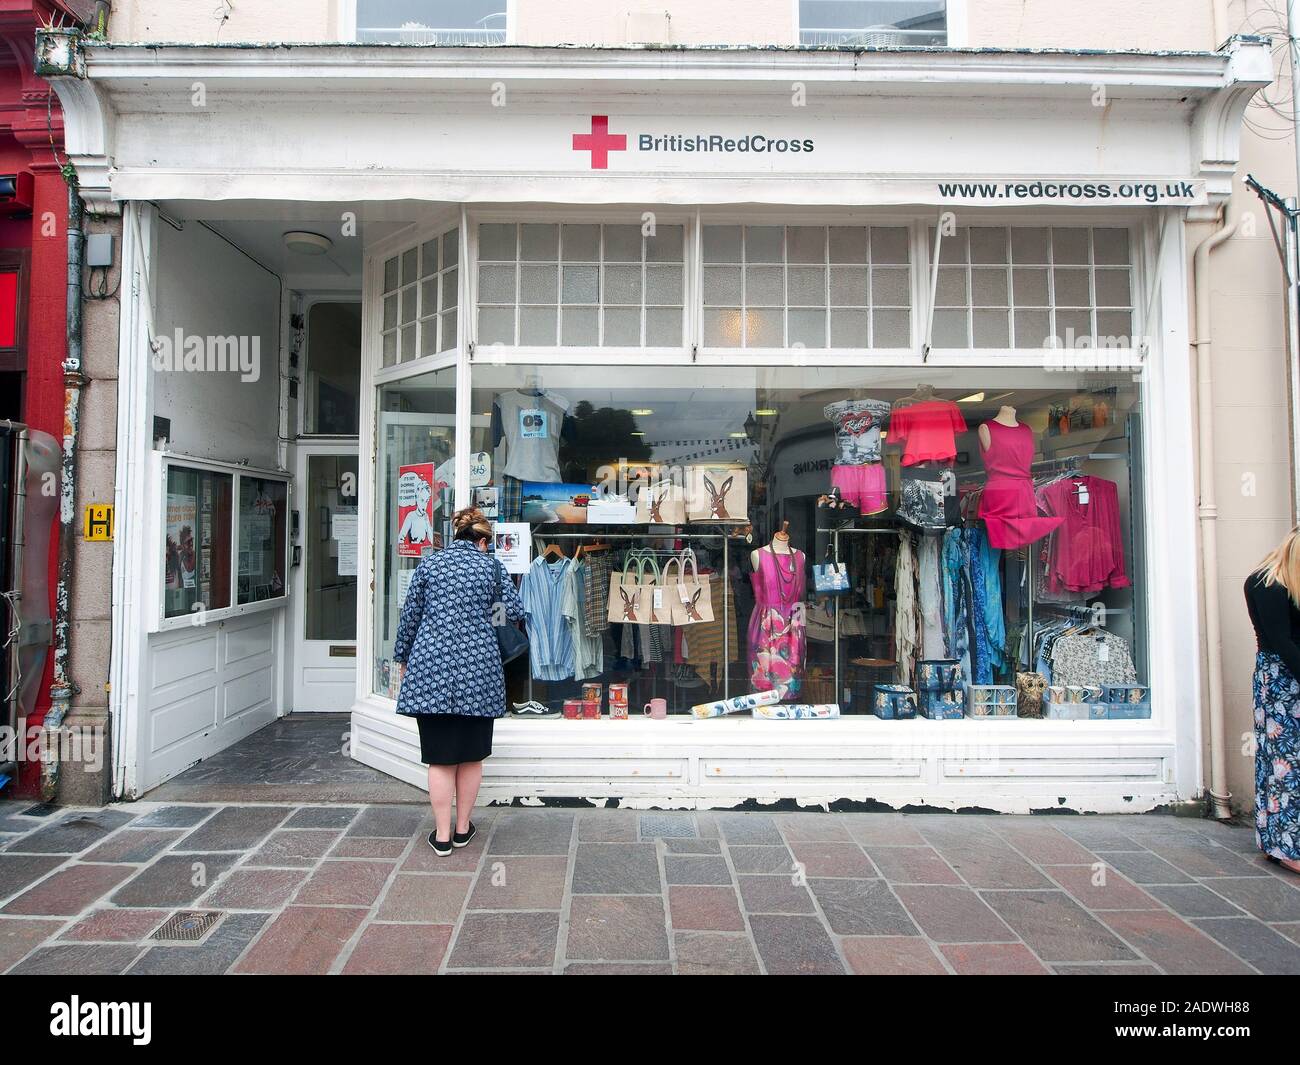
[
  {"left": 793, "top": 0, "right": 955, "bottom": 48},
  {"left": 154, "top": 453, "right": 292, "bottom": 633},
  {"left": 341, "top": 0, "right": 513, "bottom": 44}
]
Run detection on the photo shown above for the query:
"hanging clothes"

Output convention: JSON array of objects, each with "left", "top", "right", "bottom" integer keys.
[
  {"left": 520, "top": 555, "right": 576, "bottom": 681},
  {"left": 966, "top": 527, "right": 1007, "bottom": 676},
  {"left": 917, "top": 534, "right": 946, "bottom": 659},
  {"left": 1049, "top": 629, "right": 1137, "bottom": 688},
  {"left": 895, "top": 533, "right": 919, "bottom": 688},
  {"left": 562, "top": 560, "right": 603, "bottom": 681},
  {"left": 888, "top": 400, "right": 968, "bottom": 466},
  {"left": 748, "top": 547, "right": 807, "bottom": 697},
  {"left": 977, "top": 420, "right": 1065, "bottom": 550},
  {"left": 941, "top": 527, "right": 973, "bottom": 680},
  {"left": 1038, "top": 475, "right": 1130, "bottom": 594}
]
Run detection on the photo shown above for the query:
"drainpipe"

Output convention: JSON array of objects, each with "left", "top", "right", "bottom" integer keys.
[
  {"left": 1192, "top": 199, "right": 1237, "bottom": 821},
  {"left": 43, "top": 175, "right": 85, "bottom": 801}
]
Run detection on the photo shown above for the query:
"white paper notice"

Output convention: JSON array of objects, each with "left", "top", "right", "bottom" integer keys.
[{"left": 491, "top": 522, "right": 531, "bottom": 575}]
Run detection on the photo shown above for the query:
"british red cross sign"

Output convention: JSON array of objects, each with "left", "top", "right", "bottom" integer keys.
[{"left": 572, "top": 115, "right": 627, "bottom": 169}]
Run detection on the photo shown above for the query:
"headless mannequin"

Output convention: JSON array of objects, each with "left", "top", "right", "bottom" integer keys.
[
  {"left": 893, "top": 382, "right": 937, "bottom": 411},
  {"left": 752, "top": 521, "right": 794, "bottom": 570},
  {"left": 978, "top": 405, "right": 1019, "bottom": 451}
]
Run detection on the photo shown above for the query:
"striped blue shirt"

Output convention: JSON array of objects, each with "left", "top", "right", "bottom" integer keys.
[{"left": 521, "top": 556, "right": 575, "bottom": 681}]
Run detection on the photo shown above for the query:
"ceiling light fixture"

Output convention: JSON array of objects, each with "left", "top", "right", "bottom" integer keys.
[
  {"left": 283, "top": 230, "right": 333, "bottom": 256},
  {"left": 755, "top": 408, "right": 778, "bottom": 416},
  {"left": 631, "top": 408, "right": 654, "bottom": 416},
  {"left": 957, "top": 391, "right": 986, "bottom": 403}
]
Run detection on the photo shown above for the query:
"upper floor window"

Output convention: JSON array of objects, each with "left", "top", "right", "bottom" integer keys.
[
  {"left": 355, "top": 1, "right": 507, "bottom": 44},
  {"left": 799, "top": 0, "right": 947, "bottom": 47}
]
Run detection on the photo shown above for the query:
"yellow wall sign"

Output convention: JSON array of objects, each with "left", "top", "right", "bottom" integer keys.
[{"left": 84, "top": 504, "right": 114, "bottom": 541}]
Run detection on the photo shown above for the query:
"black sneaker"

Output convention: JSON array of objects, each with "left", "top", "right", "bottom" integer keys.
[
  {"left": 453, "top": 821, "right": 477, "bottom": 848},
  {"left": 428, "top": 831, "right": 453, "bottom": 856}
]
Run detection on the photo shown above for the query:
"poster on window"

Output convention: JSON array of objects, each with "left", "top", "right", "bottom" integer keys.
[
  {"left": 492, "top": 522, "right": 531, "bottom": 575},
  {"left": 396, "top": 462, "right": 447, "bottom": 557},
  {"left": 165, "top": 493, "right": 198, "bottom": 590}
]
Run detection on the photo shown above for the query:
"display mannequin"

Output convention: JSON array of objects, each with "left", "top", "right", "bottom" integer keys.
[
  {"left": 823, "top": 396, "right": 889, "bottom": 515},
  {"left": 977, "top": 405, "right": 1064, "bottom": 549},
  {"left": 977, "top": 404, "right": 1020, "bottom": 449},
  {"left": 888, "top": 385, "right": 967, "bottom": 466},
  {"left": 749, "top": 522, "right": 806, "bottom": 697}
]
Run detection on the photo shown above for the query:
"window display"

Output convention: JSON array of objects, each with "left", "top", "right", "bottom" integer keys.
[
  {"left": 450, "top": 363, "right": 1146, "bottom": 721},
  {"left": 163, "top": 465, "right": 232, "bottom": 618},
  {"left": 236, "top": 476, "right": 288, "bottom": 605}
]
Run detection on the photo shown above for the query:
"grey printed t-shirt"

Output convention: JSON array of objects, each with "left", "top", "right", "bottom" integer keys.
[{"left": 496, "top": 390, "right": 568, "bottom": 483}]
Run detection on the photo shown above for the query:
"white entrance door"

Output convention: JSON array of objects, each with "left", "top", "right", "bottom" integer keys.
[{"left": 292, "top": 445, "right": 360, "bottom": 711}]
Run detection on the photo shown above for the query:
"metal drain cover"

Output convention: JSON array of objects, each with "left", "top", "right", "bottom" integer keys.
[
  {"left": 639, "top": 814, "right": 697, "bottom": 839},
  {"left": 151, "top": 911, "right": 221, "bottom": 943}
]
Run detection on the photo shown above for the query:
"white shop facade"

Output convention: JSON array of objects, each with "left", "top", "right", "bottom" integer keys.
[{"left": 48, "top": 37, "right": 1270, "bottom": 809}]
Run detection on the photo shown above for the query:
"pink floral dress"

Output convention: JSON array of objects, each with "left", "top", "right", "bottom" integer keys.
[{"left": 748, "top": 547, "right": 806, "bottom": 698}]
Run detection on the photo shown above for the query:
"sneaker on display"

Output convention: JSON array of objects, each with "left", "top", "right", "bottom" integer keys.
[{"left": 511, "top": 700, "right": 558, "bottom": 717}]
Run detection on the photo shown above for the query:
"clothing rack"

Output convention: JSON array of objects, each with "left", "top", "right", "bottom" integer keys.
[{"left": 524, "top": 530, "right": 732, "bottom": 706}]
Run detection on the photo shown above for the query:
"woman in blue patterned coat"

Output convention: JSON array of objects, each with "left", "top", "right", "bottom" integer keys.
[{"left": 395, "top": 507, "right": 525, "bottom": 856}]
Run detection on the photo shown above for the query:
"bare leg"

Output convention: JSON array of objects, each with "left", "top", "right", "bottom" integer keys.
[
  {"left": 1281, "top": 857, "right": 1300, "bottom": 875},
  {"left": 428, "top": 764, "right": 456, "bottom": 842},
  {"left": 454, "top": 761, "right": 484, "bottom": 833}
]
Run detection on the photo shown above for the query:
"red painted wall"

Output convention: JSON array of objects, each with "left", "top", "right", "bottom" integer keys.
[{"left": 0, "top": 3, "right": 74, "bottom": 798}]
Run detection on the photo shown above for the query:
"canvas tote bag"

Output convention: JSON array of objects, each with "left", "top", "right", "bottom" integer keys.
[
  {"left": 606, "top": 555, "right": 644, "bottom": 625},
  {"left": 668, "top": 549, "right": 714, "bottom": 625},
  {"left": 686, "top": 465, "right": 747, "bottom": 521}
]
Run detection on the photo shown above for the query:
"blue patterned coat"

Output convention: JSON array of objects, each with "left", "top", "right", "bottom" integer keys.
[{"left": 393, "top": 540, "right": 525, "bottom": 717}]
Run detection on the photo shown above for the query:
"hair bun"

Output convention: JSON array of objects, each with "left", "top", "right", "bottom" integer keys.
[{"left": 453, "top": 507, "right": 485, "bottom": 533}]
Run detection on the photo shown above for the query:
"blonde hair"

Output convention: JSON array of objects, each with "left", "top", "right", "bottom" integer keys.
[
  {"left": 452, "top": 506, "right": 492, "bottom": 543},
  {"left": 1256, "top": 526, "right": 1300, "bottom": 607}
]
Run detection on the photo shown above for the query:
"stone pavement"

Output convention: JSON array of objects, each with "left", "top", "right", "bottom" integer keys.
[{"left": 1, "top": 801, "right": 1299, "bottom": 975}]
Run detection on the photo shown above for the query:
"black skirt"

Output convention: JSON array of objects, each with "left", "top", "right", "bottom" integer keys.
[{"left": 414, "top": 713, "right": 494, "bottom": 766}]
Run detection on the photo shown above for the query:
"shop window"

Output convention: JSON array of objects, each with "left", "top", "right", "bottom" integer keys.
[
  {"left": 476, "top": 222, "right": 686, "bottom": 349},
  {"left": 354, "top": 1, "right": 506, "bottom": 43},
  {"left": 464, "top": 364, "right": 1145, "bottom": 721},
  {"left": 701, "top": 225, "right": 911, "bottom": 350},
  {"left": 929, "top": 226, "right": 1134, "bottom": 349},
  {"left": 163, "top": 465, "right": 233, "bottom": 619},
  {"left": 381, "top": 226, "right": 458, "bottom": 367},
  {"left": 799, "top": 0, "right": 947, "bottom": 46},
  {"left": 236, "top": 477, "right": 289, "bottom": 605},
  {"left": 373, "top": 365, "right": 458, "bottom": 697}
]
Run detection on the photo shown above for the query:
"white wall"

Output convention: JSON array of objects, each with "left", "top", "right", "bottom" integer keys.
[{"left": 153, "top": 221, "right": 282, "bottom": 468}]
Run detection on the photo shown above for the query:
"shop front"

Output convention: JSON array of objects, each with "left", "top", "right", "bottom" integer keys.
[{"left": 44, "top": 35, "right": 1271, "bottom": 808}]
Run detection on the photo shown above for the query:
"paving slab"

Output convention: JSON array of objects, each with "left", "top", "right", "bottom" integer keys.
[
  {"left": 810, "top": 877, "right": 918, "bottom": 936},
  {"left": 749, "top": 914, "right": 844, "bottom": 975},
  {"left": 448, "top": 910, "right": 559, "bottom": 967},
  {"left": 4, "top": 810, "right": 135, "bottom": 854},
  {"left": 842, "top": 936, "right": 947, "bottom": 975},
  {"left": 234, "top": 906, "right": 368, "bottom": 975},
  {"left": 893, "top": 884, "right": 1015, "bottom": 943},
  {"left": 488, "top": 812, "right": 575, "bottom": 855},
  {"left": 565, "top": 896, "right": 668, "bottom": 962},
  {"left": 110, "top": 853, "right": 240, "bottom": 908},
  {"left": 3, "top": 863, "right": 134, "bottom": 916},
  {"left": 667, "top": 886, "right": 745, "bottom": 931},
  {"left": 1190, "top": 916, "right": 1300, "bottom": 974},
  {"left": 468, "top": 856, "right": 568, "bottom": 910},
  {"left": 572, "top": 843, "right": 660, "bottom": 894},
  {"left": 342, "top": 923, "right": 452, "bottom": 975},
  {"left": 174, "top": 806, "right": 292, "bottom": 852},
  {"left": 674, "top": 932, "right": 760, "bottom": 975}
]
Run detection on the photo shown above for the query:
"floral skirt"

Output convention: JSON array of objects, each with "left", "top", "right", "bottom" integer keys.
[
  {"left": 1253, "top": 650, "right": 1300, "bottom": 861},
  {"left": 749, "top": 606, "right": 806, "bottom": 698}
]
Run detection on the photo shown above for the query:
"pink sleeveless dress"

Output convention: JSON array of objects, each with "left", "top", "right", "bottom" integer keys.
[
  {"left": 748, "top": 547, "right": 806, "bottom": 697},
  {"left": 977, "top": 420, "right": 1065, "bottom": 550}
]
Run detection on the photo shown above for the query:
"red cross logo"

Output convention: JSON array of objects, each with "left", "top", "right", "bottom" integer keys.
[{"left": 572, "top": 115, "right": 627, "bottom": 170}]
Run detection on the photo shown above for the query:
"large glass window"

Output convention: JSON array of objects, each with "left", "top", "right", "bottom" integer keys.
[
  {"left": 373, "top": 366, "right": 458, "bottom": 697},
  {"left": 799, "top": 0, "right": 947, "bottom": 46},
  {"left": 304, "top": 302, "right": 361, "bottom": 435},
  {"left": 476, "top": 222, "right": 685, "bottom": 348},
  {"left": 355, "top": 1, "right": 506, "bottom": 44},
  {"left": 468, "top": 363, "right": 1146, "bottom": 720},
  {"left": 702, "top": 225, "right": 911, "bottom": 349}
]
